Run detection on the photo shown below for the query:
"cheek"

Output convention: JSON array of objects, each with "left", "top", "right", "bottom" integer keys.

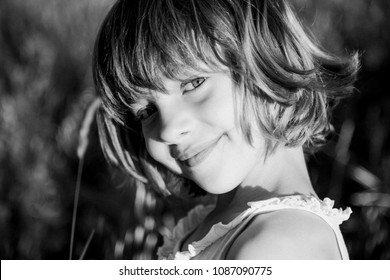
[
  {"left": 142, "top": 124, "right": 158, "bottom": 158},
  {"left": 144, "top": 138, "right": 165, "bottom": 163},
  {"left": 198, "top": 84, "right": 236, "bottom": 129},
  {"left": 143, "top": 125, "right": 174, "bottom": 168},
  {"left": 144, "top": 136, "right": 183, "bottom": 175},
  {"left": 143, "top": 126, "right": 162, "bottom": 161}
]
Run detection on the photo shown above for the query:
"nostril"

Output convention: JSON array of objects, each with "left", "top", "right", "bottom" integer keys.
[{"left": 169, "top": 145, "right": 180, "bottom": 159}]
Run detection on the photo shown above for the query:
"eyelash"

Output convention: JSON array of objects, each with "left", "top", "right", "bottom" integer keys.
[{"left": 136, "top": 77, "right": 207, "bottom": 121}]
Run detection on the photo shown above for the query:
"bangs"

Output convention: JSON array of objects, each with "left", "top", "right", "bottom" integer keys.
[{"left": 93, "top": 0, "right": 236, "bottom": 124}]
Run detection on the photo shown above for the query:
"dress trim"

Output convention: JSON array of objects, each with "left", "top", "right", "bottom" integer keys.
[{"left": 157, "top": 194, "right": 352, "bottom": 260}]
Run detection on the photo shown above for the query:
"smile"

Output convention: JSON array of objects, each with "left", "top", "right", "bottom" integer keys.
[{"left": 179, "top": 136, "right": 223, "bottom": 168}]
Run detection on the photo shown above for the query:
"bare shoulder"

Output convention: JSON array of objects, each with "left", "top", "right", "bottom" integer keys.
[{"left": 226, "top": 209, "right": 341, "bottom": 260}]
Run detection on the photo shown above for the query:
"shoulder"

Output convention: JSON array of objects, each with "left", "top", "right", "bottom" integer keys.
[{"left": 226, "top": 209, "right": 341, "bottom": 260}]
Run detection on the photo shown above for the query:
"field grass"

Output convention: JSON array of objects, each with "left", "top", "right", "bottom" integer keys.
[{"left": 0, "top": 0, "right": 389, "bottom": 259}]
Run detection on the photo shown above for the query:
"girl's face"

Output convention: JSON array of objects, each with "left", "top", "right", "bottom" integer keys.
[{"left": 134, "top": 68, "right": 266, "bottom": 194}]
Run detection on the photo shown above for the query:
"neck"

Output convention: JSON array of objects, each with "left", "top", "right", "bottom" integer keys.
[{"left": 216, "top": 146, "right": 315, "bottom": 210}]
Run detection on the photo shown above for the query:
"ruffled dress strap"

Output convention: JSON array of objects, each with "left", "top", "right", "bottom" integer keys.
[
  {"left": 157, "top": 194, "right": 352, "bottom": 260},
  {"left": 157, "top": 204, "right": 214, "bottom": 260},
  {"left": 246, "top": 195, "right": 352, "bottom": 259}
]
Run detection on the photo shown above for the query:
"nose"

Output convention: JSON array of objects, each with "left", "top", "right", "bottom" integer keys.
[{"left": 157, "top": 103, "right": 193, "bottom": 144}]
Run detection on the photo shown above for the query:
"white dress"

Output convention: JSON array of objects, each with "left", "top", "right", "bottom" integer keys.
[{"left": 157, "top": 194, "right": 352, "bottom": 260}]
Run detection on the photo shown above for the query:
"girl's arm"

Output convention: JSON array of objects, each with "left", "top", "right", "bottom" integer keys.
[{"left": 226, "top": 209, "right": 341, "bottom": 260}]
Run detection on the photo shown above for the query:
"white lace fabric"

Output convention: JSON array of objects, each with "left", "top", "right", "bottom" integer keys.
[{"left": 157, "top": 194, "right": 352, "bottom": 260}]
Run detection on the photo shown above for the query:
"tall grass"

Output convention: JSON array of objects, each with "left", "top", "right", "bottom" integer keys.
[{"left": 0, "top": 0, "right": 389, "bottom": 259}]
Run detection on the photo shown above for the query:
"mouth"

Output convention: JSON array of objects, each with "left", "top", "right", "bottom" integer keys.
[{"left": 178, "top": 136, "right": 223, "bottom": 168}]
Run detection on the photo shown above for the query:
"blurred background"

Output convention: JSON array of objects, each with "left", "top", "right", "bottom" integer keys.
[{"left": 0, "top": 0, "right": 389, "bottom": 260}]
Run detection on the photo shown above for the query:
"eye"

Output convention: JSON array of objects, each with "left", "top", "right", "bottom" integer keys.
[
  {"left": 183, "top": 77, "right": 206, "bottom": 92},
  {"left": 136, "top": 105, "right": 157, "bottom": 121}
]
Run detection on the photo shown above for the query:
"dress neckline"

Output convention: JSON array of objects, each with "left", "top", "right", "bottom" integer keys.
[{"left": 157, "top": 194, "right": 352, "bottom": 260}]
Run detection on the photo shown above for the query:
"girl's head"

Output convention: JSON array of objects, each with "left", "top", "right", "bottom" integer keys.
[{"left": 93, "top": 0, "right": 359, "bottom": 196}]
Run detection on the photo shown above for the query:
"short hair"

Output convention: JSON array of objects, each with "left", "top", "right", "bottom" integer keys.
[{"left": 93, "top": 0, "right": 359, "bottom": 196}]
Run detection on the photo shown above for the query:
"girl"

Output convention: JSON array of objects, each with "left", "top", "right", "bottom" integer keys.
[{"left": 93, "top": 0, "right": 359, "bottom": 259}]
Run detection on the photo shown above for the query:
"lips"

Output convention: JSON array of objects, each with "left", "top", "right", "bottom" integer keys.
[{"left": 172, "top": 136, "right": 223, "bottom": 168}]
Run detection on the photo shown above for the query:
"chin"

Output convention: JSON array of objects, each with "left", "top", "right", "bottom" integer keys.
[{"left": 193, "top": 176, "right": 238, "bottom": 195}]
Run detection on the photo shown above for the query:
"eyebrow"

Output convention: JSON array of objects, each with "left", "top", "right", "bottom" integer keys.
[
  {"left": 178, "top": 74, "right": 204, "bottom": 86},
  {"left": 129, "top": 67, "right": 213, "bottom": 98},
  {"left": 153, "top": 73, "right": 206, "bottom": 93},
  {"left": 173, "top": 64, "right": 215, "bottom": 80}
]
